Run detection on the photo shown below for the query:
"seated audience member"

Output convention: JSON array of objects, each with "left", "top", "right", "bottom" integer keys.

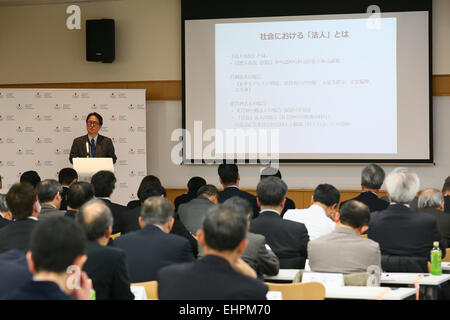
[
  {"left": 4, "top": 216, "right": 91, "bottom": 300},
  {"left": 308, "top": 200, "right": 381, "bottom": 273},
  {"left": 368, "top": 168, "right": 446, "bottom": 272},
  {"left": 178, "top": 184, "right": 218, "bottom": 234},
  {"left": 158, "top": 204, "right": 268, "bottom": 300},
  {"left": 0, "top": 183, "right": 39, "bottom": 253},
  {"left": 64, "top": 182, "right": 95, "bottom": 219},
  {"left": 20, "top": 170, "right": 41, "bottom": 188},
  {"left": 126, "top": 175, "right": 162, "bottom": 209},
  {"left": 260, "top": 167, "right": 296, "bottom": 216},
  {"left": 58, "top": 168, "right": 78, "bottom": 211},
  {"left": 114, "top": 197, "right": 195, "bottom": 282},
  {"left": 37, "top": 179, "right": 64, "bottom": 221},
  {"left": 340, "top": 163, "right": 389, "bottom": 212},
  {"left": 0, "top": 249, "right": 32, "bottom": 298},
  {"left": 0, "top": 194, "right": 12, "bottom": 229},
  {"left": 250, "top": 177, "right": 309, "bottom": 269},
  {"left": 443, "top": 179, "right": 450, "bottom": 214},
  {"left": 284, "top": 184, "right": 339, "bottom": 240},
  {"left": 174, "top": 176, "right": 207, "bottom": 212},
  {"left": 122, "top": 183, "right": 198, "bottom": 257},
  {"left": 217, "top": 163, "right": 259, "bottom": 218},
  {"left": 223, "top": 196, "right": 279, "bottom": 278},
  {"left": 76, "top": 200, "right": 134, "bottom": 300},
  {"left": 91, "top": 170, "right": 129, "bottom": 234},
  {"left": 418, "top": 188, "right": 450, "bottom": 244}
]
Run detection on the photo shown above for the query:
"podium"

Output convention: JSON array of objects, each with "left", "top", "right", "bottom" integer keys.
[{"left": 72, "top": 158, "right": 114, "bottom": 182}]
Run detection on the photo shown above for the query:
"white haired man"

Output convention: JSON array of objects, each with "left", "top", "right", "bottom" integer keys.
[{"left": 368, "top": 168, "right": 447, "bottom": 272}]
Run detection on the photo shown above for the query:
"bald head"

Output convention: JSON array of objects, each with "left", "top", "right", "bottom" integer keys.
[{"left": 76, "top": 199, "right": 114, "bottom": 241}]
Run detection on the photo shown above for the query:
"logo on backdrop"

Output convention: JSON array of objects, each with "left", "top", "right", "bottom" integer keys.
[
  {"left": 54, "top": 126, "right": 61, "bottom": 133},
  {"left": 0, "top": 138, "right": 3, "bottom": 144},
  {"left": 16, "top": 126, "right": 23, "bottom": 133},
  {"left": 16, "top": 104, "right": 23, "bottom": 110},
  {"left": 73, "top": 114, "right": 80, "bottom": 121},
  {"left": 128, "top": 104, "right": 135, "bottom": 110}
]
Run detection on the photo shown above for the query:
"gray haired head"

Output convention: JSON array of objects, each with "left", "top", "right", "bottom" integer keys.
[
  {"left": 140, "top": 196, "right": 174, "bottom": 227},
  {"left": 418, "top": 188, "right": 444, "bottom": 209},
  {"left": 37, "top": 179, "right": 63, "bottom": 203},
  {"left": 385, "top": 167, "right": 420, "bottom": 204},
  {"left": 361, "top": 163, "right": 385, "bottom": 190},
  {"left": 77, "top": 199, "right": 114, "bottom": 241},
  {"left": 0, "top": 194, "right": 8, "bottom": 212}
]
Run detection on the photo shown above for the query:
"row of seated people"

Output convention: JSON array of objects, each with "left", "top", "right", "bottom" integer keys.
[{"left": 0, "top": 164, "right": 449, "bottom": 299}]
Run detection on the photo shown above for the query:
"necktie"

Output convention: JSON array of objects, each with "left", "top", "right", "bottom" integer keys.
[{"left": 90, "top": 138, "right": 96, "bottom": 157}]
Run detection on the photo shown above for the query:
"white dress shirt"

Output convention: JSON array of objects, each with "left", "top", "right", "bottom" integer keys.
[{"left": 283, "top": 204, "right": 336, "bottom": 240}]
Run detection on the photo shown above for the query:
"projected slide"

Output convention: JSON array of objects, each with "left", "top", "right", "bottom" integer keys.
[{"left": 215, "top": 18, "right": 397, "bottom": 154}]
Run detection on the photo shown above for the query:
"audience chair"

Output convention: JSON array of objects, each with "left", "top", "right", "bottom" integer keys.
[
  {"left": 444, "top": 248, "right": 450, "bottom": 263},
  {"left": 265, "top": 281, "right": 325, "bottom": 300},
  {"left": 132, "top": 281, "right": 158, "bottom": 300},
  {"left": 110, "top": 232, "right": 121, "bottom": 240}
]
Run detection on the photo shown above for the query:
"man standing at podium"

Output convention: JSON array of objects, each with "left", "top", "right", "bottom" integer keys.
[{"left": 69, "top": 112, "right": 117, "bottom": 164}]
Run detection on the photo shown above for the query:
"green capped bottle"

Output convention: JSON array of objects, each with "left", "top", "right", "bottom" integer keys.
[{"left": 430, "top": 241, "right": 442, "bottom": 275}]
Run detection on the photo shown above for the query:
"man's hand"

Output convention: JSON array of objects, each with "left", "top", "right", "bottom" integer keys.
[
  {"left": 232, "top": 258, "right": 257, "bottom": 279},
  {"left": 71, "top": 271, "right": 93, "bottom": 300}
]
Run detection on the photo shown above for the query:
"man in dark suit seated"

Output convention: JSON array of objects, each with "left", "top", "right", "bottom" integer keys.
[
  {"left": 114, "top": 197, "right": 195, "bottom": 283},
  {"left": 76, "top": 199, "right": 134, "bottom": 300},
  {"left": 174, "top": 176, "right": 206, "bottom": 212},
  {"left": 0, "top": 194, "right": 12, "bottom": 229},
  {"left": 0, "top": 249, "right": 32, "bottom": 298},
  {"left": 37, "top": 179, "right": 64, "bottom": 221},
  {"left": 122, "top": 183, "right": 198, "bottom": 258},
  {"left": 69, "top": 112, "right": 117, "bottom": 164},
  {"left": 250, "top": 177, "right": 310, "bottom": 269},
  {"left": 418, "top": 188, "right": 450, "bottom": 245},
  {"left": 368, "top": 167, "right": 447, "bottom": 272},
  {"left": 0, "top": 183, "right": 40, "bottom": 254},
  {"left": 158, "top": 204, "right": 268, "bottom": 300},
  {"left": 223, "top": 197, "right": 279, "bottom": 278},
  {"left": 217, "top": 163, "right": 259, "bottom": 218},
  {"left": 64, "top": 181, "right": 95, "bottom": 219},
  {"left": 260, "top": 167, "right": 296, "bottom": 217},
  {"left": 91, "top": 170, "right": 129, "bottom": 234},
  {"left": 4, "top": 216, "right": 92, "bottom": 300},
  {"left": 126, "top": 175, "right": 162, "bottom": 209},
  {"left": 178, "top": 184, "right": 218, "bottom": 234},
  {"left": 20, "top": 170, "right": 41, "bottom": 189},
  {"left": 58, "top": 167, "right": 78, "bottom": 211},
  {"left": 340, "top": 163, "right": 389, "bottom": 212}
]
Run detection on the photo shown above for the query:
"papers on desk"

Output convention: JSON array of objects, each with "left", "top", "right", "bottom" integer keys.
[
  {"left": 266, "top": 291, "right": 283, "bottom": 300},
  {"left": 302, "top": 272, "right": 344, "bottom": 288},
  {"left": 130, "top": 286, "right": 147, "bottom": 300}
]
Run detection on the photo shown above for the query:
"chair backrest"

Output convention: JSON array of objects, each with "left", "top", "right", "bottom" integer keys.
[
  {"left": 110, "top": 232, "right": 121, "bottom": 240},
  {"left": 132, "top": 281, "right": 158, "bottom": 300},
  {"left": 265, "top": 281, "right": 325, "bottom": 300},
  {"left": 443, "top": 248, "right": 450, "bottom": 262}
]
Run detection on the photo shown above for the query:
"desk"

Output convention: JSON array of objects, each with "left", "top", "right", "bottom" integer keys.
[
  {"left": 442, "top": 262, "right": 450, "bottom": 273},
  {"left": 325, "top": 286, "right": 416, "bottom": 300},
  {"left": 381, "top": 273, "right": 450, "bottom": 300}
]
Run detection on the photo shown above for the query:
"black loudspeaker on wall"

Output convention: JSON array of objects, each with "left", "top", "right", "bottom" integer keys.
[{"left": 86, "top": 19, "right": 115, "bottom": 63}]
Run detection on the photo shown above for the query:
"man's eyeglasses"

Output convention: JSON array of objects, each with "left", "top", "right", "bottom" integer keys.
[{"left": 87, "top": 121, "right": 100, "bottom": 126}]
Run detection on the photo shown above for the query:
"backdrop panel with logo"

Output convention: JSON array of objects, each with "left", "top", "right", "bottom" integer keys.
[{"left": 0, "top": 88, "right": 146, "bottom": 206}]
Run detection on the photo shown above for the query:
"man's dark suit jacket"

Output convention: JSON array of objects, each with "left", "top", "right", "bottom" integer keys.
[
  {"left": 60, "top": 186, "right": 69, "bottom": 211},
  {"left": 69, "top": 134, "right": 117, "bottom": 164},
  {"left": 4, "top": 280, "right": 72, "bottom": 300},
  {"left": 445, "top": 196, "right": 450, "bottom": 214},
  {"left": 0, "top": 219, "right": 38, "bottom": 254},
  {"left": 157, "top": 255, "right": 268, "bottom": 300},
  {"left": 64, "top": 210, "right": 78, "bottom": 219},
  {"left": 420, "top": 207, "right": 450, "bottom": 246},
  {"left": 218, "top": 187, "right": 260, "bottom": 218},
  {"left": 250, "top": 210, "right": 309, "bottom": 269},
  {"left": 368, "top": 204, "right": 447, "bottom": 259},
  {"left": 113, "top": 224, "right": 195, "bottom": 283},
  {"left": 83, "top": 241, "right": 134, "bottom": 300},
  {"left": 99, "top": 199, "right": 129, "bottom": 234},
  {"left": 340, "top": 191, "right": 389, "bottom": 212},
  {"left": 122, "top": 206, "right": 198, "bottom": 258},
  {"left": 0, "top": 216, "right": 11, "bottom": 229},
  {"left": 0, "top": 249, "right": 32, "bottom": 298},
  {"left": 174, "top": 192, "right": 197, "bottom": 212}
]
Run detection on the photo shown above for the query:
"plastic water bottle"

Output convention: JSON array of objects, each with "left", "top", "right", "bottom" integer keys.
[{"left": 430, "top": 241, "right": 442, "bottom": 275}]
